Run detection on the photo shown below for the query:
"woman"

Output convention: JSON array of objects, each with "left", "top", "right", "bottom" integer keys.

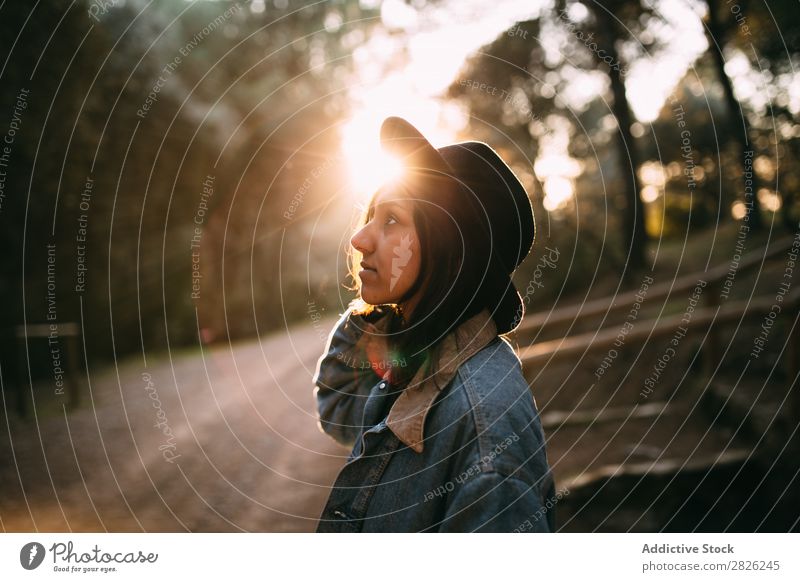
[{"left": 312, "top": 116, "right": 556, "bottom": 532}]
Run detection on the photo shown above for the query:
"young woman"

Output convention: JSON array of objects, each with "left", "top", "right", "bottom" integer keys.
[{"left": 312, "top": 116, "right": 556, "bottom": 532}]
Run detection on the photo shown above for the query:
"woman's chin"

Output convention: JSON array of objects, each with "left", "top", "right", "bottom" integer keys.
[{"left": 359, "top": 289, "right": 385, "bottom": 306}]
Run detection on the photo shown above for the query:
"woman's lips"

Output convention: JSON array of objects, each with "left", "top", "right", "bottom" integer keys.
[{"left": 360, "top": 261, "right": 377, "bottom": 278}]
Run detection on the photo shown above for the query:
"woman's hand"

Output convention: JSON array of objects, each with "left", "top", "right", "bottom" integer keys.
[{"left": 354, "top": 322, "right": 394, "bottom": 379}]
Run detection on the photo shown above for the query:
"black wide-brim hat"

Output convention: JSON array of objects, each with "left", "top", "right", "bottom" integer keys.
[{"left": 380, "top": 116, "right": 535, "bottom": 335}]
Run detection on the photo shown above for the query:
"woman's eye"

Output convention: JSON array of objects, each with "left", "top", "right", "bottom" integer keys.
[{"left": 385, "top": 214, "right": 397, "bottom": 226}]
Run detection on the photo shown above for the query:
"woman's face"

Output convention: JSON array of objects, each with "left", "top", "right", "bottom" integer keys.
[{"left": 351, "top": 187, "right": 422, "bottom": 315}]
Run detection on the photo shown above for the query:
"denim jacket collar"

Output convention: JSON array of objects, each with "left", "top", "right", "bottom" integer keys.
[{"left": 386, "top": 309, "right": 498, "bottom": 453}]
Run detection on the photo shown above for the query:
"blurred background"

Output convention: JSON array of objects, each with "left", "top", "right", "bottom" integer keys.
[{"left": 0, "top": 0, "right": 798, "bottom": 532}]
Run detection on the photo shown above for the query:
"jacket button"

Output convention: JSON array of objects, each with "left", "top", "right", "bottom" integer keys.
[
  {"left": 333, "top": 509, "right": 349, "bottom": 519},
  {"left": 378, "top": 382, "right": 386, "bottom": 390}
]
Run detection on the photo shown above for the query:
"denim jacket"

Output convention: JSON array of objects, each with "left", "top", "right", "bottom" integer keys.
[{"left": 312, "top": 305, "right": 557, "bottom": 532}]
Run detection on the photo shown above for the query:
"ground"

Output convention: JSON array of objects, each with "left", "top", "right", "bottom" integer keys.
[{"left": 1, "top": 321, "right": 345, "bottom": 532}]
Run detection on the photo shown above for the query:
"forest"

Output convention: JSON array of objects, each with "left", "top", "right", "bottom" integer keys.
[{"left": 0, "top": 0, "right": 798, "bottom": 533}]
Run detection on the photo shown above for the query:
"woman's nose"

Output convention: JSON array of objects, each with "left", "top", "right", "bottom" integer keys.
[{"left": 351, "top": 223, "right": 373, "bottom": 254}]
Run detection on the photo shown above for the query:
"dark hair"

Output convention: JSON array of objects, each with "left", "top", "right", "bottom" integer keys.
[{"left": 347, "top": 172, "right": 499, "bottom": 385}]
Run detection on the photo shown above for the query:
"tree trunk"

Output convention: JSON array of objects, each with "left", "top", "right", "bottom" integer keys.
[
  {"left": 706, "top": 0, "right": 763, "bottom": 230},
  {"left": 594, "top": 11, "right": 647, "bottom": 271}
]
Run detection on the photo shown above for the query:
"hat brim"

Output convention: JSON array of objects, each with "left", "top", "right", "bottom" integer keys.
[{"left": 380, "top": 117, "right": 452, "bottom": 176}]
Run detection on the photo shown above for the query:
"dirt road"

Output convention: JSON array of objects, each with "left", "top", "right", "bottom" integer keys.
[{"left": 1, "top": 316, "right": 347, "bottom": 532}]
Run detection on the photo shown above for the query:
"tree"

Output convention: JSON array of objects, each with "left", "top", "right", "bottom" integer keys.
[
  {"left": 704, "top": 0, "right": 763, "bottom": 230},
  {"left": 561, "top": 0, "right": 649, "bottom": 271},
  {"left": 450, "top": 1, "right": 662, "bottom": 272}
]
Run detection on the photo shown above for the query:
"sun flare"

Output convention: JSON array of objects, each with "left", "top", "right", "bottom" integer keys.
[{"left": 341, "top": 116, "right": 407, "bottom": 201}]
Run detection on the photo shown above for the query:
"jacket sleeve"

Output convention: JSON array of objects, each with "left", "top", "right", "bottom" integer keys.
[
  {"left": 437, "top": 471, "right": 555, "bottom": 533},
  {"left": 312, "top": 307, "right": 383, "bottom": 448}
]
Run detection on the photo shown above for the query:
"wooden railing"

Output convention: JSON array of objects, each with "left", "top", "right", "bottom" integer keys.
[
  {"left": 517, "top": 236, "right": 800, "bottom": 415},
  {"left": 517, "top": 236, "right": 795, "bottom": 335},
  {"left": 519, "top": 288, "right": 799, "bottom": 368}
]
